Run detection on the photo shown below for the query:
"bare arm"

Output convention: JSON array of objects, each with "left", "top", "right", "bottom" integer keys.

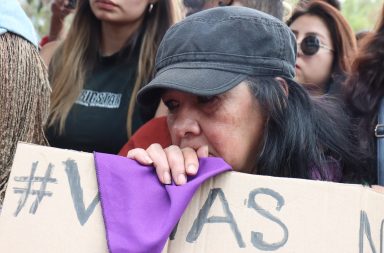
[
  {"left": 48, "top": 0, "right": 74, "bottom": 41},
  {"left": 39, "top": 40, "right": 61, "bottom": 67}
]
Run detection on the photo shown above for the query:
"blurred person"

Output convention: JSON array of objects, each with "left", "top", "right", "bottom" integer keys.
[
  {"left": 287, "top": 1, "right": 356, "bottom": 95},
  {"left": 355, "top": 29, "right": 372, "bottom": 48},
  {"left": 40, "top": 0, "right": 76, "bottom": 47},
  {"left": 183, "top": 0, "right": 284, "bottom": 20},
  {"left": 0, "top": 0, "right": 51, "bottom": 207},
  {"left": 125, "top": 7, "right": 374, "bottom": 186},
  {"left": 296, "top": 0, "right": 341, "bottom": 10},
  {"left": 40, "top": 0, "right": 181, "bottom": 154},
  {"left": 345, "top": 5, "right": 384, "bottom": 173}
]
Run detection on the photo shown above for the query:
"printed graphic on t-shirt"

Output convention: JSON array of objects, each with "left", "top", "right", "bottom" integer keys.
[{"left": 76, "top": 89, "right": 122, "bottom": 109}]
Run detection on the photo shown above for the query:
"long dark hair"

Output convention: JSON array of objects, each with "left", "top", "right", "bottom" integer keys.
[
  {"left": 246, "top": 77, "right": 375, "bottom": 184},
  {"left": 344, "top": 5, "right": 384, "bottom": 155},
  {"left": 287, "top": 1, "right": 357, "bottom": 93}
]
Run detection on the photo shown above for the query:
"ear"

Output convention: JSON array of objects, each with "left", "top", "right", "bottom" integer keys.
[{"left": 275, "top": 77, "right": 289, "bottom": 97}]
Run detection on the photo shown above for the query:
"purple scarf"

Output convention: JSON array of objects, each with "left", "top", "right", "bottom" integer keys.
[{"left": 94, "top": 153, "right": 231, "bottom": 253}]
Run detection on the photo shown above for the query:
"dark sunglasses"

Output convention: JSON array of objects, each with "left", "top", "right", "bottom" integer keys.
[{"left": 297, "top": 35, "right": 334, "bottom": 56}]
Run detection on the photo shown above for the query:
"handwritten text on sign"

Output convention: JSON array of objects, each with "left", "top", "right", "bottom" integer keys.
[
  {"left": 2, "top": 143, "right": 384, "bottom": 253},
  {"left": 168, "top": 187, "right": 384, "bottom": 252},
  {"left": 12, "top": 159, "right": 99, "bottom": 226}
]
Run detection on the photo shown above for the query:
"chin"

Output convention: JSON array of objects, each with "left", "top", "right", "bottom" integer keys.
[{"left": 294, "top": 74, "right": 304, "bottom": 84}]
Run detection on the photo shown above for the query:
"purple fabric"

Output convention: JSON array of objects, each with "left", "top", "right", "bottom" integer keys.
[{"left": 94, "top": 153, "right": 231, "bottom": 253}]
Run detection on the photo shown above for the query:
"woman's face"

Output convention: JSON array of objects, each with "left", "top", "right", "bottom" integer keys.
[
  {"left": 89, "top": 0, "right": 151, "bottom": 24},
  {"left": 162, "top": 82, "right": 266, "bottom": 172},
  {"left": 289, "top": 14, "right": 334, "bottom": 95}
]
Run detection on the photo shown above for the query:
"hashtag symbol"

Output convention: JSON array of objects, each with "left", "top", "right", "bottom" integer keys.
[{"left": 13, "top": 161, "right": 57, "bottom": 216}]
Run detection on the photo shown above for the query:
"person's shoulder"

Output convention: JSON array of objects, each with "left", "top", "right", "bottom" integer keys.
[
  {"left": 118, "top": 116, "right": 172, "bottom": 156},
  {"left": 39, "top": 40, "right": 62, "bottom": 67}
]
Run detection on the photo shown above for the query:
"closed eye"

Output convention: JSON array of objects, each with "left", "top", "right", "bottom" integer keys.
[
  {"left": 197, "top": 95, "right": 218, "bottom": 105},
  {"left": 163, "top": 99, "right": 179, "bottom": 112}
]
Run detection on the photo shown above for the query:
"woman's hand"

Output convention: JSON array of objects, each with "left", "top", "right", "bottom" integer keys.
[
  {"left": 127, "top": 144, "right": 209, "bottom": 185},
  {"left": 51, "top": 0, "right": 74, "bottom": 20}
]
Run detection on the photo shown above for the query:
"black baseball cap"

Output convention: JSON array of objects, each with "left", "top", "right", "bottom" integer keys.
[{"left": 137, "top": 6, "right": 297, "bottom": 105}]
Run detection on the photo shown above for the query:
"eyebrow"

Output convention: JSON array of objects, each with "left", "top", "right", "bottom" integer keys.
[
  {"left": 291, "top": 30, "right": 330, "bottom": 43},
  {"left": 291, "top": 29, "right": 298, "bottom": 36},
  {"left": 306, "top": 32, "right": 329, "bottom": 42}
]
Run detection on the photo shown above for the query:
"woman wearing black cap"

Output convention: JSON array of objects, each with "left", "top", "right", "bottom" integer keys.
[{"left": 126, "top": 7, "right": 375, "bottom": 186}]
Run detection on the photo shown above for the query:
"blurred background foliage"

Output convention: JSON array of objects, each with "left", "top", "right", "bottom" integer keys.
[
  {"left": 341, "top": 0, "right": 382, "bottom": 32},
  {"left": 286, "top": 0, "right": 383, "bottom": 32},
  {"left": 21, "top": 0, "right": 383, "bottom": 38},
  {"left": 20, "top": 0, "right": 51, "bottom": 38}
]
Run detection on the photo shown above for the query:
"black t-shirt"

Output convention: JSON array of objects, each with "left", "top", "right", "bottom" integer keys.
[{"left": 46, "top": 47, "right": 155, "bottom": 154}]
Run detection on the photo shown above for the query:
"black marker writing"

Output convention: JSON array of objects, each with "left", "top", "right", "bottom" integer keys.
[
  {"left": 63, "top": 159, "right": 99, "bottom": 226},
  {"left": 13, "top": 162, "right": 57, "bottom": 216},
  {"left": 248, "top": 188, "right": 288, "bottom": 251}
]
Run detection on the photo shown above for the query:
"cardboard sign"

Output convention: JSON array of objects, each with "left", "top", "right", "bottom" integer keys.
[
  {"left": 0, "top": 143, "right": 108, "bottom": 253},
  {"left": 163, "top": 173, "right": 384, "bottom": 252},
  {"left": 1, "top": 143, "right": 384, "bottom": 253}
]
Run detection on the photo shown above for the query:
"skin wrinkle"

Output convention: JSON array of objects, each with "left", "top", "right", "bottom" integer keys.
[{"left": 164, "top": 82, "right": 265, "bottom": 173}]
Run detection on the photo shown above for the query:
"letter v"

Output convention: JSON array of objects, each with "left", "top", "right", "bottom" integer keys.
[{"left": 63, "top": 159, "right": 99, "bottom": 226}]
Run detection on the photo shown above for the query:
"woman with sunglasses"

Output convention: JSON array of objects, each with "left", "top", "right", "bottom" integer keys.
[{"left": 287, "top": 1, "right": 357, "bottom": 96}]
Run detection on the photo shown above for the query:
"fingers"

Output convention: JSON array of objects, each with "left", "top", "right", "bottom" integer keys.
[
  {"left": 180, "top": 147, "right": 199, "bottom": 176},
  {"left": 51, "top": 0, "right": 74, "bottom": 18},
  {"left": 127, "top": 144, "right": 208, "bottom": 186},
  {"left": 196, "top": 145, "right": 209, "bottom": 158},
  {"left": 127, "top": 148, "right": 154, "bottom": 165},
  {"left": 147, "top": 144, "right": 174, "bottom": 185},
  {"left": 165, "top": 145, "right": 187, "bottom": 185},
  {"left": 128, "top": 144, "right": 173, "bottom": 185}
]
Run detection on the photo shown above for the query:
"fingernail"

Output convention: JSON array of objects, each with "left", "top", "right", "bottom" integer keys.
[
  {"left": 197, "top": 145, "right": 209, "bottom": 158},
  {"left": 163, "top": 172, "right": 171, "bottom": 184},
  {"left": 202, "top": 146, "right": 209, "bottom": 156},
  {"left": 178, "top": 174, "right": 187, "bottom": 185},
  {"left": 163, "top": 171, "right": 171, "bottom": 184},
  {"left": 145, "top": 155, "right": 153, "bottom": 164},
  {"left": 187, "top": 164, "right": 197, "bottom": 174}
]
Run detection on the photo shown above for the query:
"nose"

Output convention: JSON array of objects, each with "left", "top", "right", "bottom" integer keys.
[
  {"left": 296, "top": 42, "right": 303, "bottom": 57},
  {"left": 170, "top": 110, "right": 201, "bottom": 140}
]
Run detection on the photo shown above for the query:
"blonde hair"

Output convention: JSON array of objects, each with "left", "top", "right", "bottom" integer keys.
[
  {"left": 48, "top": 0, "right": 182, "bottom": 137},
  {"left": 0, "top": 33, "right": 51, "bottom": 204}
]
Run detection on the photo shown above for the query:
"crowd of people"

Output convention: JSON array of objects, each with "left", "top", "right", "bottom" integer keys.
[{"left": 1, "top": 0, "right": 384, "bottom": 208}]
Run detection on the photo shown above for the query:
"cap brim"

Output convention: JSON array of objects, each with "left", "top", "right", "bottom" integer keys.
[{"left": 137, "top": 66, "right": 248, "bottom": 106}]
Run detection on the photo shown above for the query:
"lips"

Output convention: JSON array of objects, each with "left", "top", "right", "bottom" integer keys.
[
  {"left": 95, "top": 0, "right": 118, "bottom": 9},
  {"left": 96, "top": 0, "right": 117, "bottom": 5}
]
